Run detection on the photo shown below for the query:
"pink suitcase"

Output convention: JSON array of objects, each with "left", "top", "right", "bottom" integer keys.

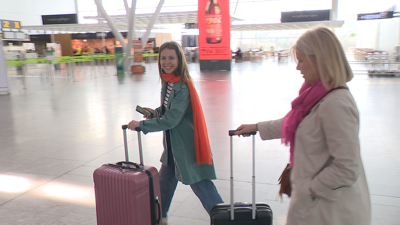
[{"left": 93, "top": 125, "right": 162, "bottom": 225}]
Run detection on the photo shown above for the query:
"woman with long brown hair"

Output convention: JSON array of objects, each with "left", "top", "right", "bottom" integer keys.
[{"left": 128, "top": 41, "right": 223, "bottom": 225}]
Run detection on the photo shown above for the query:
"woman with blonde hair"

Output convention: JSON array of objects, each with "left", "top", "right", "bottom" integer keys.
[
  {"left": 128, "top": 41, "right": 223, "bottom": 225},
  {"left": 235, "top": 27, "right": 371, "bottom": 225}
]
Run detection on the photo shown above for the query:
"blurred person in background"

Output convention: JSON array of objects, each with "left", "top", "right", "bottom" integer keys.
[
  {"left": 235, "top": 47, "right": 242, "bottom": 60},
  {"left": 74, "top": 46, "right": 82, "bottom": 56},
  {"left": 103, "top": 46, "right": 110, "bottom": 54},
  {"left": 235, "top": 27, "right": 370, "bottom": 225}
]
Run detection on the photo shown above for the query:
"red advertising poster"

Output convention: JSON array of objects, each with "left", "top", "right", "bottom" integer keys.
[{"left": 198, "top": 0, "right": 231, "bottom": 60}]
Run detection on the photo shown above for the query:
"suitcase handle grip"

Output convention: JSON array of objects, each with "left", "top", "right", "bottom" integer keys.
[
  {"left": 122, "top": 124, "right": 141, "bottom": 131},
  {"left": 115, "top": 161, "right": 141, "bottom": 169},
  {"left": 229, "top": 130, "right": 257, "bottom": 136}
]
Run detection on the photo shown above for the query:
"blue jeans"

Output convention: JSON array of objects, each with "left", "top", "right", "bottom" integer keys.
[{"left": 159, "top": 145, "right": 224, "bottom": 218}]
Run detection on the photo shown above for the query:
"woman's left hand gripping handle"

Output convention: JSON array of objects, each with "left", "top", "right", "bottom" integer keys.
[{"left": 125, "top": 121, "right": 141, "bottom": 131}]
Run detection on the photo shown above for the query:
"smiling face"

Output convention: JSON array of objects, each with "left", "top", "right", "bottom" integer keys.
[
  {"left": 296, "top": 51, "right": 320, "bottom": 85},
  {"left": 160, "top": 48, "right": 179, "bottom": 74}
]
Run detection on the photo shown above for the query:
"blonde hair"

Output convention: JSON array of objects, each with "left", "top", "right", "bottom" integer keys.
[
  {"left": 291, "top": 26, "right": 353, "bottom": 89},
  {"left": 158, "top": 41, "right": 192, "bottom": 85}
]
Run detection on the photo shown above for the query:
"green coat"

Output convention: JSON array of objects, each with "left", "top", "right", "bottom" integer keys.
[{"left": 140, "top": 81, "right": 217, "bottom": 185}]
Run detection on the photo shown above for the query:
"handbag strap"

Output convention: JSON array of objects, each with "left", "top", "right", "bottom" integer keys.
[{"left": 303, "top": 86, "right": 348, "bottom": 118}]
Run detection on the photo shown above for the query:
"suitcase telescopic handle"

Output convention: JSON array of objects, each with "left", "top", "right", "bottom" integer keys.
[
  {"left": 122, "top": 125, "right": 144, "bottom": 165},
  {"left": 228, "top": 130, "right": 257, "bottom": 221},
  {"left": 228, "top": 130, "right": 257, "bottom": 136},
  {"left": 122, "top": 125, "right": 141, "bottom": 131}
]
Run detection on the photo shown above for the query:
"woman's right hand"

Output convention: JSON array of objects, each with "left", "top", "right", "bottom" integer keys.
[
  {"left": 143, "top": 107, "right": 156, "bottom": 119},
  {"left": 235, "top": 124, "right": 258, "bottom": 137}
]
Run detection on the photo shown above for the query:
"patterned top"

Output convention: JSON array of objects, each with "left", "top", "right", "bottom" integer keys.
[{"left": 163, "top": 82, "right": 174, "bottom": 109}]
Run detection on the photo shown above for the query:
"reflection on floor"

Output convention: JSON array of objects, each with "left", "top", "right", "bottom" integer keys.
[{"left": 1, "top": 59, "right": 399, "bottom": 224}]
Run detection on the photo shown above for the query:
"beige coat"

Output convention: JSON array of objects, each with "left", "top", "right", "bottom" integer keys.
[{"left": 258, "top": 89, "right": 371, "bottom": 225}]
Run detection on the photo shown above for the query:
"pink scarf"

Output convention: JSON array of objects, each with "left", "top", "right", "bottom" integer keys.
[{"left": 281, "top": 80, "right": 329, "bottom": 167}]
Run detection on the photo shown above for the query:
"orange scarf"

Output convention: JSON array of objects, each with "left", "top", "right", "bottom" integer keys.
[{"left": 162, "top": 74, "right": 212, "bottom": 165}]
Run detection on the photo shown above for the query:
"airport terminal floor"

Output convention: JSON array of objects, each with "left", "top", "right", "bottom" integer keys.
[{"left": 0, "top": 57, "right": 399, "bottom": 224}]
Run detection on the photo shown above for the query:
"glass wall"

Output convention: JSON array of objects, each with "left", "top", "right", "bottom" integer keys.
[
  {"left": 230, "top": 30, "right": 307, "bottom": 52},
  {"left": 336, "top": 0, "right": 399, "bottom": 53}
]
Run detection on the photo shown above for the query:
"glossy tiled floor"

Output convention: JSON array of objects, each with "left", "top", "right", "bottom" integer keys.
[{"left": 1, "top": 57, "right": 399, "bottom": 225}]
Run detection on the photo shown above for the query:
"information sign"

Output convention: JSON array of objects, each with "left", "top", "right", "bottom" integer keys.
[{"left": 1, "top": 20, "right": 21, "bottom": 32}]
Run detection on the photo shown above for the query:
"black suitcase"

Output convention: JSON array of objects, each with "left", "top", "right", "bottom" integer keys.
[{"left": 210, "top": 130, "right": 273, "bottom": 225}]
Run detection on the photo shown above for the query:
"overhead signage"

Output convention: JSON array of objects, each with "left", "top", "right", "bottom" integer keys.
[
  {"left": 281, "top": 10, "right": 330, "bottom": 23},
  {"left": 72, "top": 33, "right": 100, "bottom": 39},
  {"left": 96, "top": 32, "right": 107, "bottom": 38},
  {"left": 42, "top": 14, "right": 78, "bottom": 25},
  {"left": 30, "top": 34, "right": 51, "bottom": 41},
  {"left": 3, "top": 32, "right": 26, "bottom": 39},
  {"left": 198, "top": 0, "right": 231, "bottom": 60},
  {"left": 185, "top": 23, "right": 197, "bottom": 29},
  {"left": 71, "top": 32, "right": 127, "bottom": 39},
  {"left": 0, "top": 41, "right": 10, "bottom": 93},
  {"left": 357, "top": 11, "right": 394, "bottom": 20},
  {"left": 1, "top": 19, "right": 21, "bottom": 32},
  {"left": 3, "top": 32, "right": 15, "bottom": 39}
]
